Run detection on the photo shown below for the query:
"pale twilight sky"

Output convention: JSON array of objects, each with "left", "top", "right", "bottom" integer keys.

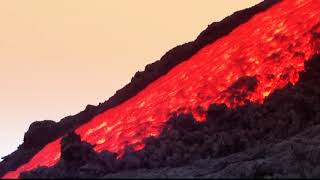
[{"left": 0, "top": 1, "right": 262, "bottom": 158}]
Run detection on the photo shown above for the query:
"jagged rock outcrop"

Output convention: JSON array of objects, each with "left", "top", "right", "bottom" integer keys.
[
  {"left": 23, "top": 120, "right": 60, "bottom": 149},
  {"left": 101, "top": 125, "right": 320, "bottom": 178}
]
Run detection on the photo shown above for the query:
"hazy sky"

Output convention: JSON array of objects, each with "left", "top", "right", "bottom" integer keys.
[{"left": 0, "top": 0, "right": 261, "bottom": 158}]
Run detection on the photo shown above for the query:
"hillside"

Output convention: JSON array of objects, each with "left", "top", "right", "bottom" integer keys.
[{"left": 2, "top": 0, "right": 320, "bottom": 178}]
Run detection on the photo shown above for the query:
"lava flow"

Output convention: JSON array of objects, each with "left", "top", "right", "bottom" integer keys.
[{"left": 3, "top": 0, "right": 320, "bottom": 178}]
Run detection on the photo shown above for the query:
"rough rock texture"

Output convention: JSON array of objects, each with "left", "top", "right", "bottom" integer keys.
[
  {"left": 23, "top": 120, "right": 60, "bottom": 149},
  {"left": 20, "top": 55, "right": 320, "bottom": 178},
  {"left": 0, "top": 0, "right": 281, "bottom": 177},
  {"left": 102, "top": 125, "right": 320, "bottom": 179}
]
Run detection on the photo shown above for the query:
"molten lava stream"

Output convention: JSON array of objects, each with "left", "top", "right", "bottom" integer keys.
[{"left": 3, "top": 0, "right": 320, "bottom": 178}]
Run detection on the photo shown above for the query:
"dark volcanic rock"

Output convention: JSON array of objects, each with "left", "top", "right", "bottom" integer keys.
[
  {"left": 23, "top": 120, "right": 60, "bottom": 149},
  {"left": 100, "top": 125, "right": 320, "bottom": 178},
  {"left": 60, "top": 132, "right": 96, "bottom": 166}
]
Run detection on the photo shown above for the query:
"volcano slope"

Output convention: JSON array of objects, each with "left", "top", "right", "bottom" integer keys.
[
  {"left": 0, "top": 0, "right": 281, "bottom": 177},
  {"left": 2, "top": 0, "right": 320, "bottom": 178},
  {"left": 19, "top": 54, "right": 320, "bottom": 178}
]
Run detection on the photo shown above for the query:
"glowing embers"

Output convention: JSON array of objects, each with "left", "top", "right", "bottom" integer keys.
[{"left": 3, "top": 0, "right": 320, "bottom": 178}]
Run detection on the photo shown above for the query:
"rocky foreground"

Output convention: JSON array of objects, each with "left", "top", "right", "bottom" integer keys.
[{"left": 102, "top": 124, "right": 320, "bottom": 179}]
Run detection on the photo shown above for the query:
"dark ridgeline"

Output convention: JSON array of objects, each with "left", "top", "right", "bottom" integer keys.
[{"left": 0, "top": 0, "right": 281, "bottom": 177}]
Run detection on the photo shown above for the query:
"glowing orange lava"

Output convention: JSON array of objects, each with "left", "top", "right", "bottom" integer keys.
[{"left": 3, "top": 0, "right": 320, "bottom": 178}]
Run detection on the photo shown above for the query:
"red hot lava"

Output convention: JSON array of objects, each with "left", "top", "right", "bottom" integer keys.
[{"left": 3, "top": 0, "right": 320, "bottom": 178}]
